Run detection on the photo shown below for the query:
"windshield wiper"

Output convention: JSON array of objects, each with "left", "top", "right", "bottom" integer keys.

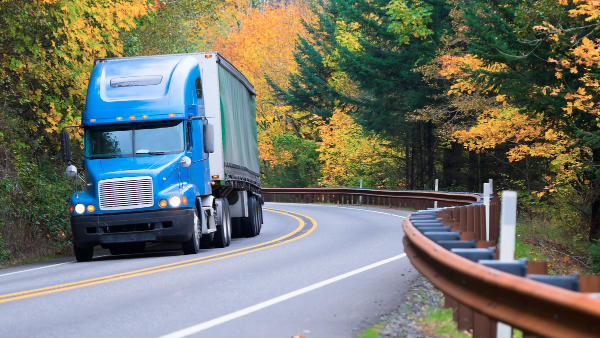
[
  {"left": 136, "top": 151, "right": 166, "bottom": 155},
  {"left": 88, "top": 155, "right": 121, "bottom": 159}
]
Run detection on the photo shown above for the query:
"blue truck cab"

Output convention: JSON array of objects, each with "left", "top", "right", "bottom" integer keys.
[{"left": 63, "top": 53, "right": 263, "bottom": 262}]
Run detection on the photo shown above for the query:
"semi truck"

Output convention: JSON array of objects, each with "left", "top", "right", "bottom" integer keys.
[{"left": 60, "top": 53, "right": 263, "bottom": 262}]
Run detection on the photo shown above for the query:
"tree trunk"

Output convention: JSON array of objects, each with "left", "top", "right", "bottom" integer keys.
[
  {"left": 442, "top": 142, "right": 461, "bottom": 189},
  {"left": 467, "top": 150, "right": 478, "bottom": 192},
  {"left": 417, "top": 122, "right": 423, "bottom": 189},
  {"left": 590, "top": 197, "right": 600, "bottom": 241},
  {"left": 427, "top": 120, "right": 434, "bottom": 189},
  {"left": 405, "top": 142, "right": 410, "bottom": 189},
  {"left": 590, "top": 149, "right": 600, "bottom": 242}
]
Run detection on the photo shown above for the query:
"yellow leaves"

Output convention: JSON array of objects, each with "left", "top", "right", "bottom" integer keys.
[
  {"left": 453, "top": 108, "right": 565, "bottom": 161},
  {"left": 555, "top": 71, "right": 563, "bottom": 79},
  {"left": 317, "top": 110, "right": 396, "bottom": 187},
  {"left": 336, "top": 21, "right": 363, "bottom": 52}
]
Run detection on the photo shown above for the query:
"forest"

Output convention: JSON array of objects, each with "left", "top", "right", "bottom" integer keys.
[{"left": 1, "top": 0, "right": 600, "bottom": 272}]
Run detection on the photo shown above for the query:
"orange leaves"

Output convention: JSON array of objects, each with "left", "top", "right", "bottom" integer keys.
[
  {"left": 569, "top": 0, "right": 600, "bottom": 21},
  {"left": 205, "top": 1, "right": 316, "bottom": 164}
]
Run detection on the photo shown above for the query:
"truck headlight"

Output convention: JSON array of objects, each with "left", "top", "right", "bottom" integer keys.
[
  {"left": 169, "top": 196, "right": 181, "bottom": 207},
  {"left": 74, "top": 203, "right": 85, "bottom": 214}
]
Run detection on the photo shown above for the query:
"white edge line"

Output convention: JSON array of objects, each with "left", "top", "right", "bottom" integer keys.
[
  {"left": 158, "top": 253, "right": 408, "bottom": 338},
  {"left": 0, "top": 261, "right": 74, "bottom": 277},
  {"left": 0, "top": 249, "right": 152, "bottom": 277}
]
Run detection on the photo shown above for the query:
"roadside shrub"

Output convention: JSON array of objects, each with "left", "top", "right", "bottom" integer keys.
[{"left": 0, "top": 108, "right": 75, "bottom": 265}]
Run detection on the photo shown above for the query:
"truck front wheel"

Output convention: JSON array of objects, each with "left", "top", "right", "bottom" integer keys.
[
  {"left": 74, "top": 244, "right": 94, "bottom": 262},
  {"left": 182, "top": 206, "right": 201, "bottom": 254}
]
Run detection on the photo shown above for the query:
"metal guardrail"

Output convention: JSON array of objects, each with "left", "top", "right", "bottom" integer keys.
[
  {"left": 262, "top": 187, "right": 600, "bottom": 337},
  {"left": 262, "top": 187, "right": 483, "bottom": 209}
]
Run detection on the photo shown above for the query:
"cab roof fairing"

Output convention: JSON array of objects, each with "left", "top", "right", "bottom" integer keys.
[{"left": 82, "top": 56, "right": 203, "bottom": 126}]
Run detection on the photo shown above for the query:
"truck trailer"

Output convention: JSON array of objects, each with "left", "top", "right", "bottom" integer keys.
[{"left": 61, "top": 53, "right": 263, "bottom": 262}]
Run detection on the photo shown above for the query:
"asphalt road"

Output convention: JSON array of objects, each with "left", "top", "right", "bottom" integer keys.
[{"left": 0, "top": 203, "right": 418, "bottom": 338}]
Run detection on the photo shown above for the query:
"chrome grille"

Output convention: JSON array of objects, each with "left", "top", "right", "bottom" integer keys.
[{"left": 98, "top": 176, "right": 154, "bottom": 210}]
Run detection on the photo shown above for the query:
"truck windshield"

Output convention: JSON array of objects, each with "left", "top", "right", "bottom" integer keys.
[{"left": 85, "top": 121, "right": 184, "bottom": 159}]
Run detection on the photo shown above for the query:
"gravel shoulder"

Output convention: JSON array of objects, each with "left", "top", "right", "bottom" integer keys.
[{"left": 374, "top": 275, "right": 448, "bottom": 338}]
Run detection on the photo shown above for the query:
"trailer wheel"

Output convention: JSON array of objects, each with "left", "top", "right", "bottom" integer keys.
[
  {"left": 257, "top": 202, "right": 263, "bottom": 235},
  {"left": 243, "top": 196, "right": 259, "bottom": 237},
  {"left": 225, "top": 200, "right": 232, "bottom": 246},
  {"left": 213, "top": 198, "right": 231, "bottom": 248},
  {"left": 74, "top": 244, "right": 94, "bottom": 262},
  {"left": 200, "top": 233, "right": 213, "bottom": 249},
  {"left": 182, "top": 206, "right": 201, "bottom": 254},
  {"left": 231, "top": 218, "right": 242, "bottom": 238}
]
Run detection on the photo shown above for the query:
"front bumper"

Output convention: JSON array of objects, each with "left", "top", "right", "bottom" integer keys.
[{"left": 71, "top": 208, "right": 194, "bottom": 248}]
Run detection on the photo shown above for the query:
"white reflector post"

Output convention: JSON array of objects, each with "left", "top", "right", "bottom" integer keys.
[
  {"left": 483, "top": 183, "right": 490, "bottom": 241},
  {"left": 434, "top": 179, "right": 438, "bottom": 209},
  {"left": 498, "top": 190, "right": 517, "bottom": 338},
  {"left": 489, "top": 178, "right": 493, "bottom": 194},
  {"left": 359, "top": 179, "right": 363, "bottom": 204},
  {"left": 499, "top": 190, "right": 517, "bottom": 261}
]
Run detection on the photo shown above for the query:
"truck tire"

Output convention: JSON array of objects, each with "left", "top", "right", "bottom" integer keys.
[
  {"left": 231, "top": 218, "right": 242, "bottom": 238},
  {"left": 200, "top": 233, "right": 213, "bottom": 249},
  {"left": 225, "top": 201, "right": 232, "bottom": 246},
  {"left": 243, "top": 196, "right": 259, "bottom": 237},
  {"left": 109, "top": 242, "right": 145, "bottom": 255},
  {"left": 182, "top": 206, "right": 201, "bottom": 254},
  {"left": 257, "top": 202, "right": 263, "bottom": 235},
  {"left": 74, "top": 244, "right": 94, "bottom": 262},
  {"left": 213, "top": 198, "right": 231, "bottom": 248}
]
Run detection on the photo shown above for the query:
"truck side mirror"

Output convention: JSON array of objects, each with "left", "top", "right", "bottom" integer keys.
[
  {"left": 203, "top": 123, "right": 214, "bottom": 154},
  {"left": 66, "top": 165, "right": 77, "bottom": 177},
  {"left": 180, "top": 156, "right": 192, "bottom": 167},
  {"left": 61, "top": 130, "right": 72, "bottom": 163}
]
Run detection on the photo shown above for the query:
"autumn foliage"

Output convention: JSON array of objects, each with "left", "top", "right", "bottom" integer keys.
[{"left": 1, "top": 0, "right": 148, "bottom": 138}]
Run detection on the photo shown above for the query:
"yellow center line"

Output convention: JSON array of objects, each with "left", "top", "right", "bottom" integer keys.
[{"left": 0, "top": 208, "right": 317, "bottom": 304}]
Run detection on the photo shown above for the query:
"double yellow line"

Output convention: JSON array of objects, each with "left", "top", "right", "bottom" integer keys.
[{"left": 0, "top": 208, "right": 317, "bottom": 304}]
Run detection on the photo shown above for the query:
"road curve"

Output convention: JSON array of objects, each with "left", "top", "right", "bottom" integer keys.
[{"left": 0, "top": 203, "right": 417, "bottom": 337}]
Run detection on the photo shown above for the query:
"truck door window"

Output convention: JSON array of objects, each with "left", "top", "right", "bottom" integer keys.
[
  {"left": 195, "top": 76, "right": 203, "bottom": 99},
  {"left": 186, "top": 121, "right": 193, "bottom": 151}
]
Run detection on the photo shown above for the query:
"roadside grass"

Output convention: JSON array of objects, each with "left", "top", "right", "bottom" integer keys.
[
  {"left": 0, "top": 250, "right": 71, "bottom": 269},
  {"left": 420, "top": 307, "right": 469, "bottom": 338},
  {"left": 356, "top": 324, "right": 382, "bottom": 338},
  {"left": 420, "top": 302, "right": 524, "bottom": 338},
  {"left": 515, "top": 218, "right": 593, "bottom": 275}
]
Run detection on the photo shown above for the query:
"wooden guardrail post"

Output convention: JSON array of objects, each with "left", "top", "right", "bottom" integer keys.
[
  {"left": 460, "top": 207, "right": 468, "bottom": 232},
  {"left": 474, "top": 311, "right": 497, "bottom": 338},
  {"left": 468, "top": 206, "right": 475, "bottom": 233},
  {"left": 458, "top": 303, "right": 475, "bottom": 332},
  {"left": 482, "top": 204, "right": 488, "bottom": 240}
]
